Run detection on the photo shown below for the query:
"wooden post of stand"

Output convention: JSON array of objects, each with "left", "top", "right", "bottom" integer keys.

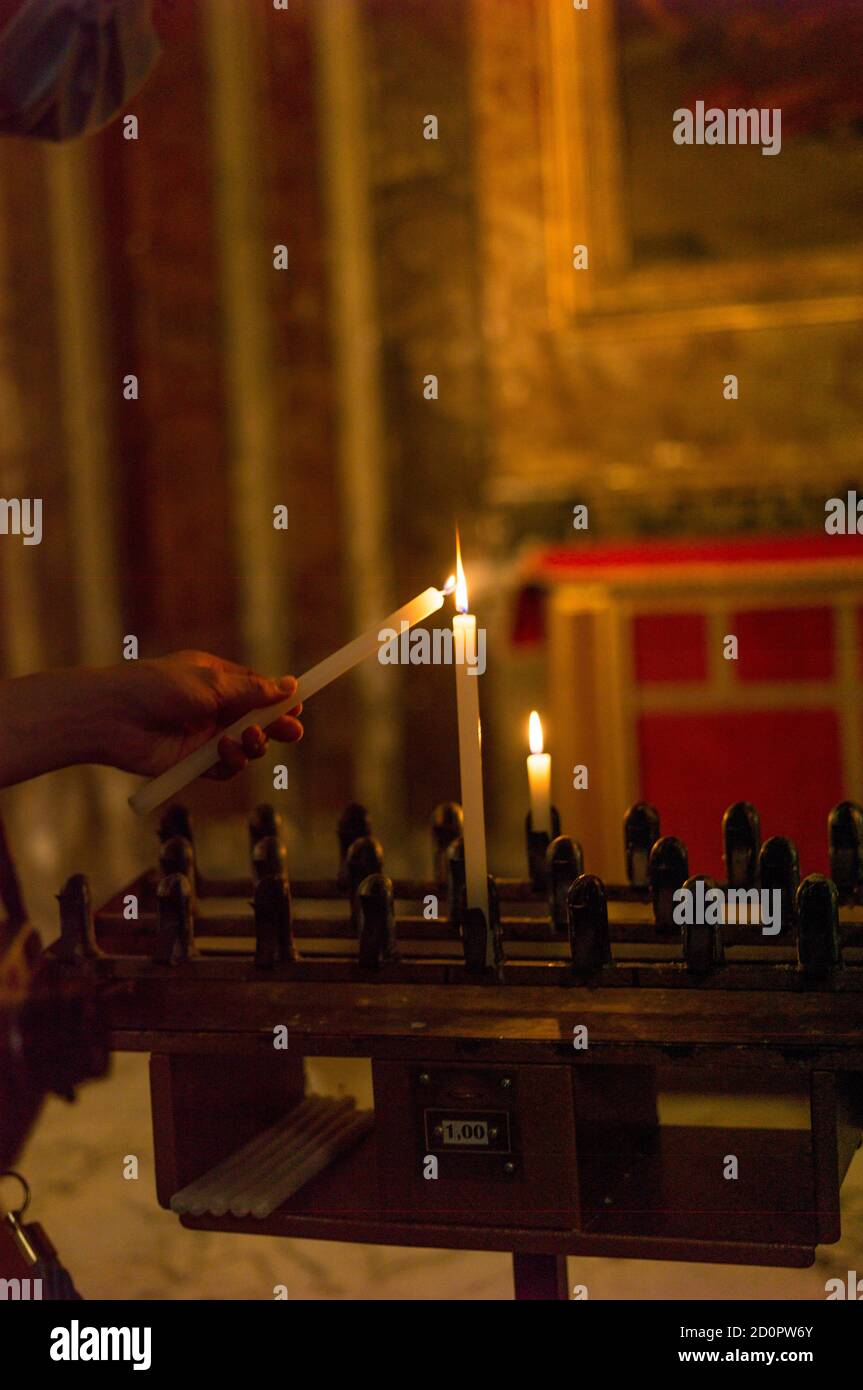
[{"left": 512, "top": 1253, "right": 568, "bottom": 1301}]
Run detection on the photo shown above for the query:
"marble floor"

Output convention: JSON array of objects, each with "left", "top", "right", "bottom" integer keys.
[{"left": 16, "top": 1053, "right": 863, "bottom": 1301}]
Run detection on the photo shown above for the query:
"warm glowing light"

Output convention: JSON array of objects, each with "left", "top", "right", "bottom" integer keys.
[
  {"left": 442, "top": 574, "right": 456, "bottom": 595},
  {"left": 455, "top": 529, "right": 468, "bottom": 613},
  {"left": 529, "top": 710, "right": 544, "bottom": 755}
]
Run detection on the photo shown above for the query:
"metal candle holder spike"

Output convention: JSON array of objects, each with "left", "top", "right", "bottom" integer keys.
[
  {"left": 345, "top": 835, "right": 384, "bottom": 932},
  {"left": 252, "top": 835, "right": 288, "bottom": 884},
  {"left": 158, "top": 803, "right": 193, "bottom": 846},
  {"left": 159, "top": 834, "right": 197, "bottom": 910},
  {"left": 797, "top": 874, "right": 841, "bottom": 977},
  {"left": 722, "top": 801, "right": 760, "bottom": 888},
  {"left": 446, "top": 834, "right": 467, "bottom": 924},
  {"left": 249, "top": 803, "right": 283, "bottom": 851},
  {"left": 356, "top": 873, "right": 398, "bottom": 969},
  {"left": 525, "top": 806, "right": 561, "bottom": 891},
  {"left": 154, "top": 873, "right": 197, "bottom": 965},
  {"left": 547, "top": 837, "right": 585, "bottom": 933},
  {"left": 624, "top": 802, "right": 660, "bottom": 888},
  {"left": 681, "top": 875, "right": 725, "bottom": 974},
  {"left": 648, "top": 835, "right": 689, "bottom": 934},
  {"left": 462, "top": 877, "right": 503, "bottom": 979},
  {"left": 431, "top": 801, "right": 464, "bottom": 883},
  {"left": 828, "top": 800, "right": 863, "bottom": 902},
  {"left": 56, "top": 873, "right": 104, "bottom": 961},
  {"left": 253, "top": 873, "right": 295, "bottom": 967},
  {"left": 759, "top": 835, "right": 799, "bottom": 936},
  {"left": 443, "top": 837, "right": 502, "bottom": 976},
  {"left": 337, "top": 803, "right": 373, "bottom": 888},
  {"left": 567, "top": 873, "right": 610, "bottom": 975}
]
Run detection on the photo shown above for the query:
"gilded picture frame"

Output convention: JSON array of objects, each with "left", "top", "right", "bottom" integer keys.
[{"left": 538, "top": 0, "right": 863, "bottom": 338}]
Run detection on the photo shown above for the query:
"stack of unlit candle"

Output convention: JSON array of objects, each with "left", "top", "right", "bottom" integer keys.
[{"left": 170, "top": 1096, "right": 373, "bottom": 1220}]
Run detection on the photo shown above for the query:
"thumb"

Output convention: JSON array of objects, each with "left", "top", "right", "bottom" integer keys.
[{"left": 216, "top": 672, "right": 297, "bottom": 724}]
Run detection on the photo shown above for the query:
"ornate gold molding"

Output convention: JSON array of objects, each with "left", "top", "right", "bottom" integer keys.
[{"left": 538, "top": 0, "right": 863, "bottom": 335}]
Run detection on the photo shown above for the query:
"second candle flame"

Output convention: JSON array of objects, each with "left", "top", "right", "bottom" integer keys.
[
  {"left": 455, "top": 529, "right": 469, "bottom": 613},
  {"left": 529, "top": 710, "right": 544, "bottom": 755}
]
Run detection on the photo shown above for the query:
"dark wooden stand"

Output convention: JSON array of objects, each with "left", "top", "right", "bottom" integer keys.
[
  {"left": 98, "top": 972, "right": 863, "bottom": 1294},
  {"left": 39, "top": 865, "right": 863, "bottom": 1301},
  {"left": 512, "top": 1254, "right": 569, "bottom": 1301}
]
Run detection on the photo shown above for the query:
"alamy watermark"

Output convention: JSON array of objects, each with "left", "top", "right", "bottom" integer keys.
[
  {"left": 825, "top": 491, "right": 863, "bottom": 534},
  {"left": 673, "top": 882, "right": 782, "bottom": 936},
  {"left": 0, "top": 1276, "right": 42, "bottom": 1299},
  {"left": 378, "top": 621, "right": 486, "bottom": 675},
  {"left": 826, "top": 1271, "right": 863, "bottom": 1299},
  {"left": 0, "top": 497, "right": 41, "bottom": 545},
  {"left": 673, "top": 102, "right": 781, "bottom": 157},
  {"left": 50, "top": 1321, "right": 151, "bottom": 1371}
]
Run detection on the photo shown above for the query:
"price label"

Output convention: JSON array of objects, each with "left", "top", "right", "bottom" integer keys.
[
  {"left": 424, "top": 1109, "right": 510, "bottom": 1152},
  {"left": 442, "top": 1118, "right": 488, "bottom": 1146}
]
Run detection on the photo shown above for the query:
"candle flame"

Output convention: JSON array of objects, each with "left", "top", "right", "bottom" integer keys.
[
  {"left": 455, "top": 529, "right": 468, "bottom": 613},
  {"left": 529, "top": 710, "right": 544, "bottom": 755},
  {"left": 442, "top": 574, "right": 456, "bottom": 596}
]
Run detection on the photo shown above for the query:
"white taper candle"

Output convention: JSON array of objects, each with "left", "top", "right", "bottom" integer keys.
[
  {"left": 453, "top": 534, "right": 490, "bottom": 941},
  {"left": 527, "top": 710, "right": 552, "bottom": 835}
]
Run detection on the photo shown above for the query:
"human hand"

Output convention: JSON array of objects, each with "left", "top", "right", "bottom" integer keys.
[{"left": 94, "top": 650, "right": 303, "bottom": 779}]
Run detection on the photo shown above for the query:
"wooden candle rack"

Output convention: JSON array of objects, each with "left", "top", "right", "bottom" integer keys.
[{"left": 41, "top": 799, "right": 863, "bottom": 1300}]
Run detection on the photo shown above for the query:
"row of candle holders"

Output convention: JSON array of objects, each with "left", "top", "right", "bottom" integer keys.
[
  {"left": 51, "top": 798, "right": 863, "bottom": 984},
  {"left": 161, "top": 795, "right": 863, "bottom": 901}
]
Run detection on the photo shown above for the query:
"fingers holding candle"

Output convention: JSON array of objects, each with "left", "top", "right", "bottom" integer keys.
[
  {"left": 264, "top": 703, "right": 303, "bottom": 738},
  {"left": 208, "top": 665, "right": 299, "bottom": 722},
  {"left": 207, "top": 706, "right": 304, "bottom": 782},
  {"left": 191, "top": 664, "right": 305, "bottom": 775},
  {"left": 208, "top": 735, "right": 250, "bottom": 781},
  {"left": 128, "top": 586, "right": 444, "bottom": 815},
  {"left": 242, "top": 725, "right": 269, "bottom": 759}
]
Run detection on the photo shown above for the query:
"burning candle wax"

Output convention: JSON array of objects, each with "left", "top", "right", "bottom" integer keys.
[
  {"left": 453, "top": 532, "right": 490, "bottom": 936},
  {"left": 129, "top": 585, "right": 447, "bottom": 816},
  {"left": 527, "top": 710, "right": 552, "bottom": 835}
]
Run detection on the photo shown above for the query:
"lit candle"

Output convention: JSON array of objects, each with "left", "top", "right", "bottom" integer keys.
[
  {"left": 526, "top": 710, "right": 552, "bottom": 835},
  {"left": 129, "top": 585, "right": 448, "bottom": 816},
  {"left": 453, "top": 532, "right": 490, "bottom": 933}
]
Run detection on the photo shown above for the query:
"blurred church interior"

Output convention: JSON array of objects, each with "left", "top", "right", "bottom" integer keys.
[{"left": 2, "top": 0, "right": 863, "bottom": 1299}]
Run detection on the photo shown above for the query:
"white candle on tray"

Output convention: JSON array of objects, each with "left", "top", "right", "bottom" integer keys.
[
  {"left": 453, "top": 531, "right": 490, "bottom": 938},
  {"left": 527, "top": 710, "right": 552, "bottom": 835},
  {"left": 129, "top": 584, "right": 448, "bottom": 816}
]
